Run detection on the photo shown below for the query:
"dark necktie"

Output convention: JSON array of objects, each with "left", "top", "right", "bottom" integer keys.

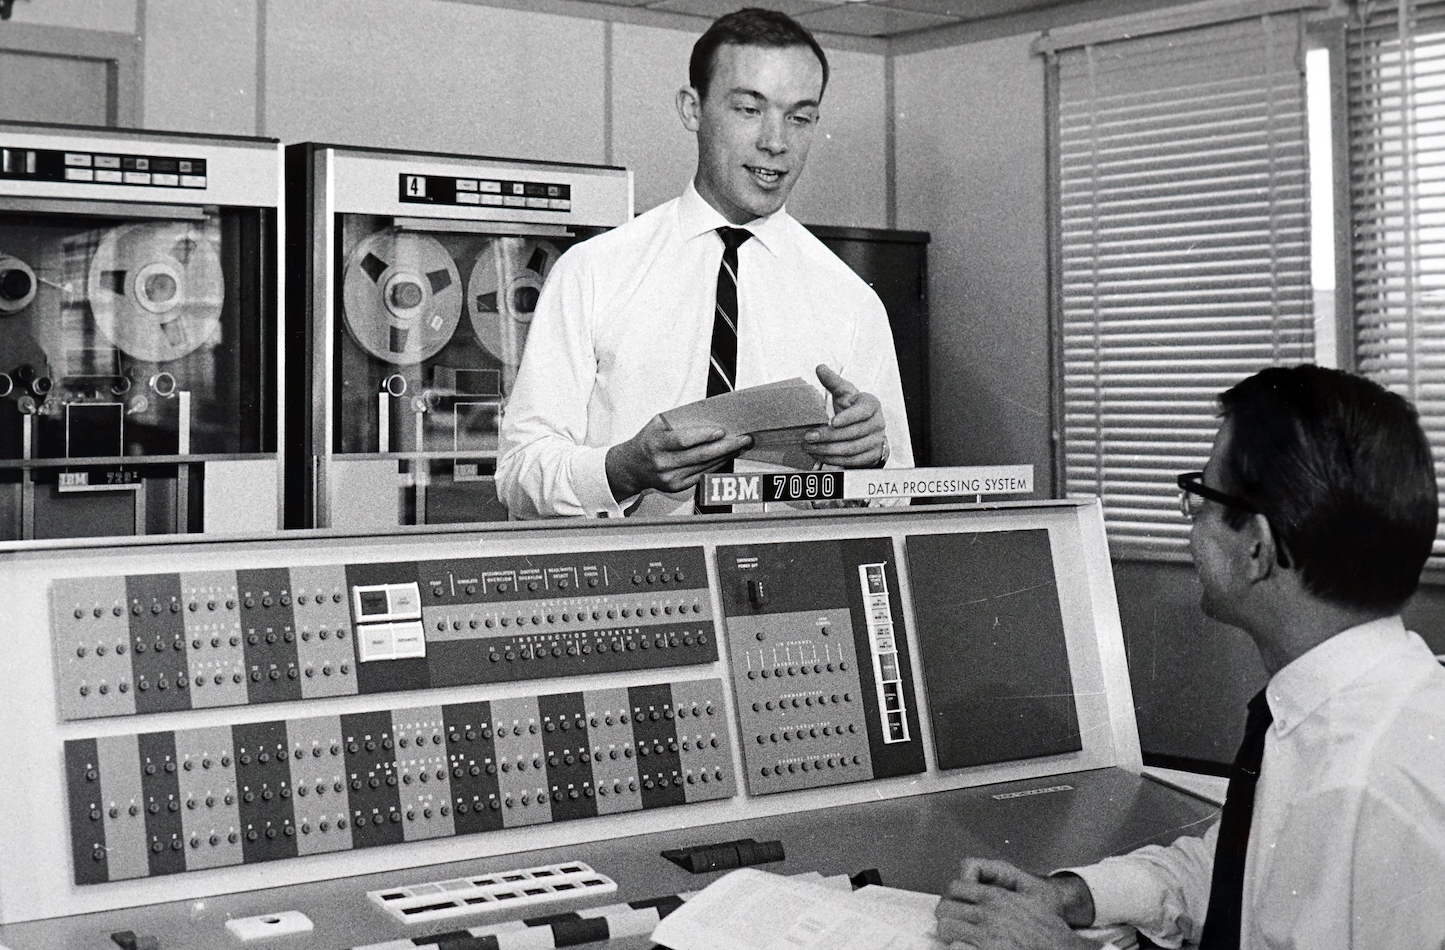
[
  {"left": 707, "top": 226, "right": 752, "bottom": 397},
  {"left": 1198, "top": 689, "right": 1274, "bottom": 949}
]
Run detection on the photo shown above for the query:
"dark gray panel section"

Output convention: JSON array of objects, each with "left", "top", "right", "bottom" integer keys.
[
  {"left": 232, "top": 720, "right": 298, "bottom": 864},
  {"left": 64, "top": 738, "right": 107, "bottom": 885},
  {"left": 341, "top": 709, "right": 404, "bottom": 849},
  {"left": 137, "top": 731, "right": 185, "bottom": 877},
  {"left": 907, "top": 529, "right": 1082, "bottom": 770},
  {"left": 126, "top": 574, "right": 192, "bottom": 714}
]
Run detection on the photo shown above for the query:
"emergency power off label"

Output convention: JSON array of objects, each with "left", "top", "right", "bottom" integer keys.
[{"left": 699, "top": 465, "right": 1035, "bottom": 505}]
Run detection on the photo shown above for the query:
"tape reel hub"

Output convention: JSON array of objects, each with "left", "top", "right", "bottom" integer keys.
[
  {"left": 135, "top": 261, "right": 183, "bottom": 315},
  {"left": 387, "top": 277, "right": 425, "bottom": 312}
]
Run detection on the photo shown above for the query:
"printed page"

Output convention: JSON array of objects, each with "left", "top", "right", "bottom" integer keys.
[
  {"left": 650, "top": 868, "right": 938, "bottom": 950},
  {"left": 859, "top": 885, "right": 1139, "bottom": 950}
]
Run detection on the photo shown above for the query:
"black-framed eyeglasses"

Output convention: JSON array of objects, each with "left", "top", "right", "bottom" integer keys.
[{"left": 1177, "top": 471, "right": 1258, "bottom": 521}]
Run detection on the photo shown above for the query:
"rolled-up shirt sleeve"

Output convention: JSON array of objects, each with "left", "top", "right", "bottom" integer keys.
[
  {"left": 1063, "top": 821, "right": 1217, "bottom": 950},
  {"left": 496, "top": 251, "right": 626, "bottom": 520}
]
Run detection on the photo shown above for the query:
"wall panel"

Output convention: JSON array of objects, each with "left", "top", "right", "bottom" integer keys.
[
  {"left": 612, "top": 23, "right": 697, "bottom": 213},
  {"left": 265, "top": 0, "right": 607, "bottom": 164},
  {"left": 786, "top": 47, "right": 888, "bottom": 228},
  {"left": 144, "top": 0, "right": 256, "bottom": 135},
  {"left": 1, "top": 0, "right": 135, "bottom": 33},
  {"left": 894, "top": 34, "right": 1050, "bottom": 475}
]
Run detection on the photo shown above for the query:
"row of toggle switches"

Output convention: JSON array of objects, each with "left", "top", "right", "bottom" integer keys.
[
  {"left": 54, "top": 548, "right": 720, "bottom": 720},
  {"left": 65, "top": 679, "right": 734, "bottom": 884}
]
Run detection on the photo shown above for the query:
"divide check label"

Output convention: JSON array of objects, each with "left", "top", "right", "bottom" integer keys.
[{"left": 699, "top": 466, "right": 1035, "bottom": 505}]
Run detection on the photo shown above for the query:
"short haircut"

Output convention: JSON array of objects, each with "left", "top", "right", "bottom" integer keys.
[
  {"left": 1218, "top": 364, "right": 1438, "bottom": 612},
  {"left": 689, "top": 8, "right": 829, "bottom": 101}
]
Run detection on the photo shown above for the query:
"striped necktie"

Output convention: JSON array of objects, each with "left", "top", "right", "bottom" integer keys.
[
  {"left": 1198, "top": 689, "right": 1273, "bottom": 949},
  {"left": 707, "top": 226, "right": 753, "bottom": 397}
]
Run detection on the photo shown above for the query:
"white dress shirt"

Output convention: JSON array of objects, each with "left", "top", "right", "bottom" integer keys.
[
  {"left": 496, "top": 183, "right": 913, "bottom": 519},
  {"left": 1069, "top": 615, "right": 1445, "bottom": 949}
]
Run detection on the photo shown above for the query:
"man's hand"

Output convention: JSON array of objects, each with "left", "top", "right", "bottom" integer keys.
[
  {"left": 805, "top": 365, "right": 888, "bottom": 468},
  {"left": 935, "top": 859, "right": 1096, "bottom": 950},
  {"left": 605, "top": 415, "right": 752, "bottom": 501}
]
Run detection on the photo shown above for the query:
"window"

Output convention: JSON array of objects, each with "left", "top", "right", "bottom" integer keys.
[
  {"left": 1048, "top": 14, "right": 1316, "bottom": 557},
  {"left": 1350, "top": 0, "right": 1445, "bottom": 560}
]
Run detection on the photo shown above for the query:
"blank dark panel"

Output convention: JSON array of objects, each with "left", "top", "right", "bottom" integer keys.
[
  {"left": 906, "top": 529, "right": 1081, "bottom": 769},
  {"left": 808, "top": 227, "right": 930, "bottom": 466}
]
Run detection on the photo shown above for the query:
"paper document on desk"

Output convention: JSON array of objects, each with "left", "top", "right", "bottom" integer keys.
[
  {"left": 650, "top": 869, "right": 1138, "bottom": 950},
  {"left": 659, "top": 378, "right": 827, "bottom": 468},
  {"left": 650, "top": 868, "right": 940, "bottom": 950},
  {"left": 850, "top": 885, "right": 1138, "bottom": 950}
]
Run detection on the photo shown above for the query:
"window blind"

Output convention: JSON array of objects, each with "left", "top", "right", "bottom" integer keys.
[
  {"left": 1349, "top": 0, "right": 1445, "bottom": 561},
  {"left": 1053, "top": 15, "right": 1315, "bottom": 557}
]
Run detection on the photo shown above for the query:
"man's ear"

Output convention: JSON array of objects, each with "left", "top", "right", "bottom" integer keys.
[
  {"left": 677, "top": 86, "right": 702, "bottom": 132},
  {"left": 1244, "top": 512, "right": 1280, "bottom": 583}
]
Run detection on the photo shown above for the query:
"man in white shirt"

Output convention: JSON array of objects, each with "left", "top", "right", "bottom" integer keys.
[
  {"left": 935, "top": 365, "right": 1445, "bottom": 950},
  {"left": 496, "top": 8, "right": 912, "bottom": 519}
]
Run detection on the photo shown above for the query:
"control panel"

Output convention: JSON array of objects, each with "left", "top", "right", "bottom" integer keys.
[
  {"left": 64, "top": 679, "right": 733, "bottom": 884},
  {"left": 715, "top": 538, "right": 926, "bottom": 795},
  {"left": 1, "top": 502, "right": 1139, "bottom": 927},
  {"left": 52, "top": 547, "right": 717, "bottom": 720}
]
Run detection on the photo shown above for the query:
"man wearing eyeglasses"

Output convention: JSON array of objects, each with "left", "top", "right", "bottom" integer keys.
[{"left": 936, "top": 365, "right": 1445, "bottom": 950}]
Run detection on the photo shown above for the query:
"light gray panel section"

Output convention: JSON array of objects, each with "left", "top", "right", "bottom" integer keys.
[
  {"left": 174, "top": 725, "right": 242, "bottom": 872},
  {"left": 326, "top": 460, "right": 401, "bottom": 532},
  {"left": 96, "top": 734, "right": 148, "bottom": 882},
  {"left": 202, "top": 460, "right": 280, "bottom": 535},
  {"left": 582, "top": 687, "right": 641, "bottom": 816},
  {"left": 52, "top": 575, "right": 136, "bottom": 720},
  {"left": 391, "top": 706, "right": 455, "bottom": 842},
  {"left": 728, "top": 608, "right": 872, "bottom": 795},
  {"left": 669, "top": 678, "right": 735, "bottom": 803},
  {"left": 290, "top": 565, "right": 359, "bottom": 700},
  {"left": 490, "top": 695, "right": 552, "bottom": 828},
  {"left": 180, "top": 571, "right": 247, "bottom": 710},
  {"left": 286, "top": 715, "right": 354, "bottom": 857}
]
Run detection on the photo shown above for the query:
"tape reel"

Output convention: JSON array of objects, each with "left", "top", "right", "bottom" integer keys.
[
  {"left": 342, "top": 230, "right": 463, "bottom": 366},
  {"left": 467, "top": 237, "right": 560, "bottom": 393},
  {"left": 0, "top": 253, "right": 37, "bottom": 315},
  {"left": 87, "top": 223, "right": 224, "bottom": 362}
]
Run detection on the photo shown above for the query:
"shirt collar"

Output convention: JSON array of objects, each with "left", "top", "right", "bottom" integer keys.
[
  {"left": 1266, "top": 614, "right": 1411, "bottom": 736},
  {"left": 676, "top": 181, "right": 787, "bottom": 255}
]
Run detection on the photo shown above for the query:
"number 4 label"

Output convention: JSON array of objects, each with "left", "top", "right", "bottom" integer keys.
[{"left": 406, "top": 175, "right": 426, "bottom": 197}]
